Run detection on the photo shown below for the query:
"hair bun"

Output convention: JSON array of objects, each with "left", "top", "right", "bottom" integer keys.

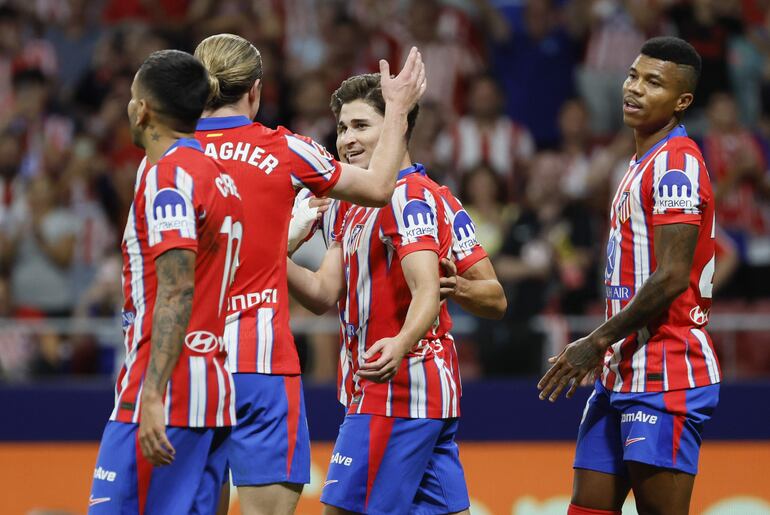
[{"left": 207, "top": 73, "right": 221, "bottom": 104}]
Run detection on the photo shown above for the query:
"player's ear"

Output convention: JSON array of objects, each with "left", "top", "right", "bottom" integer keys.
[
  {"left": 136, "top": 99, "right": 151, "bottom": 128},
  {"left": 250, "top": 80, "right": 261, "bottom": 100},
  {"left": 674, "top": 92, "right": 693, "bottom": 116}
]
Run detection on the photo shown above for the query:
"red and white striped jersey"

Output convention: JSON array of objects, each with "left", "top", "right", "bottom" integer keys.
[
  {"left": 335, "top": 165, "right": 461, "bottom": 418},
  {"left": 195, "top": 116, "right": 342, "bottom": 375},
  {"left": 111, "top": 139, "right": 243, "bottom": 427},
  {"left": 601, "top": 125, "right": 720, "bottom": 393}
]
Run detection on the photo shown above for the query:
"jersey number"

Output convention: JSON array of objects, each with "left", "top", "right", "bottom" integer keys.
[{"left": 218, "top": 216, "right": 243, "bottom": 315}]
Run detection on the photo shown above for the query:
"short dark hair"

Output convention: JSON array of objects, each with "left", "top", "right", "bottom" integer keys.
[
  {"left": 136, "top": 49, "right": 210, "bottom": 132},
  {"left": 330, "top": 73, "right": 419, "bottom": 141},
  {"left": 640, "top": 37, "right": 701, "bottom": 93}
]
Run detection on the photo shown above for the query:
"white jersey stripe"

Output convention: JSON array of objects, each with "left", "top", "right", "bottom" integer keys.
[
  {"left": 189, "top": 356, "right": 207, "bottom": 427},
  {"left": 132, "top": 380, "right": 144, "bottom": 423},
  {"left": 164, "top": 380, "right": 172, "bottom": 423},
  {"left": 285, "top": 135, "right": 335, "bottom": 180},
  {"left": 224, "top": 312, "right": 240, "bottom": 372},
  {"left": 684, "top": 154, "right": 700, "bottom": 215},
  {"left": 683, "top": 339, "right": 696, "bottom": 388},
  {"left": 691, "top": 328, "right": 720, "bottom": 383},
  {"left": 174, "top": 166, "right": 195, "bottom": 239},
  {"left": 408, "top": 357, "right": 427, "bottom": 418},
  {"left": 144, "top": 166, "right": 160, "bottom": 246},
  {"left": 213, "top": 358, "right": 226, "bottom": 426},
  {"left": 257, "top": 307, "right": 274, "bottom": 373}
]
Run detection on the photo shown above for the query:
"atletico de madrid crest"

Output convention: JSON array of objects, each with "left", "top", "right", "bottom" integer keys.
[{"left": 617, "top": 191, "right": 631, "bottom": 223}]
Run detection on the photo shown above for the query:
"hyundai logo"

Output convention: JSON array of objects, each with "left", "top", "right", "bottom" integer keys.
[{"left": 184, "top": 331, "right": 222, "bottom": 353}]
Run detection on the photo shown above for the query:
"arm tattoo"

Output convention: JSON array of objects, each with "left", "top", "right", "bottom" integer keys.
[
  {"left": 144, "top": 249, "right": 196, "bottom": 394},
  {"left": 593, "top": 223, "right": 698, "bottom": 347}
]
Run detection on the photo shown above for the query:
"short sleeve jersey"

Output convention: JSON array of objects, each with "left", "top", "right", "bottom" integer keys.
[
  {"left": 602, "top": 125, "right": 720, "bottom": 393},
  {"left": 335, "top": 165, "right": 461, "bottom": 418},
  {"left": 195, "top": 116, "right": 342, "bottom": 375},
  {"left": 112, "top": 139, "right": 243, "bottom": 427}
]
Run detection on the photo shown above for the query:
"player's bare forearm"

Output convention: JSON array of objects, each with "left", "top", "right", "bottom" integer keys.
[
  {"left": 399, "top": 251, "right": 441, "bottom": 346},
  {"left": 286, "top": 245, "right": 344, "bottom": 315},
  {"left": 451, "top": 259, "right": 507, "bottom": 319},
  {"left": 144, "top": 249, "right": 195, "bottom": 399},
  {"left": 591, "top": 223, "right": 698, "bottom": 349}
]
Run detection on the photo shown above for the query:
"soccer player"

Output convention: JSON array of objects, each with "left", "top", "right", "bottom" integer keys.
[
  {"left": 537, "top": 37, "right": 720, "bottom": 515},
  {"left": 286, "top": 73, "right": 474, "bottom": 515},
  {"left": 192, "top": 34, "right": 426, "bottom": 515},
  {"left": 88, "top": 50, "right": 243, "bottom": 513}
]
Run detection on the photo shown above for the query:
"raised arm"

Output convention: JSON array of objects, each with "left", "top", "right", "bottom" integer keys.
[
  {"left": 440, "top": 257, "right": 507, "bottom": 319},
  {"left": 329, "top": 48, "right": 427, "bottom": 206},
  {"left": 538, "top": 223, "right": 699, "bottom": 401},
  {"left": 139, "top": 248, "right": 196, "bottom": 465},
  {"left": 357, "top": 250, "right": 440, "bottom": 383},
  {"left": 286, "top": 242, "right": 345, "bottom": 315}
]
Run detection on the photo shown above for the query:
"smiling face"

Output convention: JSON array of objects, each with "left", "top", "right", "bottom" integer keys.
[
  {"left": 622, "top": 54, "right": 693, "bottom": 133},
  {"left": 335, "top": 99, "right": 384, "bottom": 168}
]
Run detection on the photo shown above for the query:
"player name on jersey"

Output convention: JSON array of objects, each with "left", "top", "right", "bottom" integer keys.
[{"left": 196, "top": 116, "right": 342, "bottom": 376}]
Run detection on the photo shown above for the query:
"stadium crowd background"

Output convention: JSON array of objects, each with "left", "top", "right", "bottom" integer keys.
[{"left": 0, "top": 0, "right": 769, "bottom": 383}]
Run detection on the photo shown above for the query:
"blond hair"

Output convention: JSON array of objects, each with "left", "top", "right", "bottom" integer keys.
[{"left": 194, "top": 33, "right": 262, "bottom": 109}]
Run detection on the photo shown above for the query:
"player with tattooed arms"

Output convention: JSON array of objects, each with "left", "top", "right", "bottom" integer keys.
[
  {"left": 538, "top": 37, "right": 720, "bottom": 515},
  {"left": 88, "top": 50, "right": 243, "bottom": 513}
]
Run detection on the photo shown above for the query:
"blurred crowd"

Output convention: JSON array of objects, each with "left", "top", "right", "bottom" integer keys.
[{"left": 1, "top": 0, "right": 770, "bottom": 381}]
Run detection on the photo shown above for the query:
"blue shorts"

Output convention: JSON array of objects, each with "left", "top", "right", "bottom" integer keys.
[
  {"left": 320, "top": 414, "right": 470, "bottom": 515},
  {"left": 227, "top": 373, "right": 310, "bottom": 486},
  {"left": 88, "top": 420, "right": 229, "bottom": 514},
  {"left": 574, "top": 380, "right": 719, "bottom": 476}
]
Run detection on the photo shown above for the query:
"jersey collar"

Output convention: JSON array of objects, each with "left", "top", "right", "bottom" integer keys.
[
  {"left": 398, "top": 163, "right": 427, "bottom": 180},
  {"left": 634, "top": 124, "right": 688, "bottom": 165},
  {"left": 163, "top": 137, "right": 203, "bottom": 157},
  {"left": 196, "top": 115, "right": 253, "bottom": 131}
]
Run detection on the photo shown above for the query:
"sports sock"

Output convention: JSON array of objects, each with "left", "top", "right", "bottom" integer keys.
[{"left": 568, "top": 503, "right": 621, "bottom": 515}]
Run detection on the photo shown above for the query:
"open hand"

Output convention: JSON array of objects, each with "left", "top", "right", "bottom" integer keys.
[
  {"left": 380, "top": 46, "right": 427, "bottom": 113},
  {"left": 537, "top": 336, "right": 605, "bottom": 402}
]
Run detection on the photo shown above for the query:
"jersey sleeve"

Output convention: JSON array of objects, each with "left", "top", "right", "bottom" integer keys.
[
  {"left": 284, "top": 133, "right": 342, "bottom": 196},
  {"left": 381, "top": 181, "right": 441, "bottom": 259},
  {"left": 143, "top": 161, "right": 199, "bottom": 259},
  {"left": 447, "top": 200, "right": 487, "bottom": 275},
  {"left": 650, "top": 146, "right": 708, "bottom": 226}
]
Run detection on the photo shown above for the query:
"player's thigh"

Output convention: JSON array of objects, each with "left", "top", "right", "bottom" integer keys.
[
  {"left": 237, "top": 482, "right": 303, "bottom": 515},
  {"left": 229, "top": 374, "right": 311, "bottom": 487},
  {"left": 572, "top": 382, "right": 629, "bottom": 510},
  {"left": 627, "top": 461, "right": 694, "bottom": 515},
  {"left": 323, "top": 506, "right": 358, "bottom": 515},
  {"left": 412, "top": 419, "right": 470, "bottom": 515},
  {"left": 216, "top": 481, "right": 230, "bottom": 515},
  {"left": 320, "top": 414, "right": 443, "bottom": 514},
  {"left": 571, "top": 468, "right": 630, "bottom": 512}
]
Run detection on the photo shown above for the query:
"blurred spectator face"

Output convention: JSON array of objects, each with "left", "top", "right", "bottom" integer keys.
[
  {"left": 465, "top": 166, "right": 500, "bottom": 206},
  {"left": 0, "top": 276, "right": 9, "bottom": 316},
  {"left": 707, "top": 93, "right": 739, "bottom": 131},
  {"left": 335, "top": 99, "right": 384, "bottom": 169},
  {"left": 0, "top": 8, "right": 21, "bottom": 55},
  {"left": 292, "top": 77, "right": 330, "bottom": 121},
  {"left": 527, "top": 153, "right": 563, "bottom": 208},
  {"left": 27, "top": 176, "right": 55, "bottom": 214},
  {"left": 0, "top": 133, "right": 20, "bottom": 178},
  {"left": 407, "top": 0, "right": 439, "bottom": 41},
  {"left": 13, "top": 72, "right": 48, "bottom": 119},
  {"left": 525, "top": 0, "right": 553, "bottom": 40},
  {"left": 559, "top": 100, "right": 589, "bottom": 142},
  {"left": 468, "top": 78, "right": 502, "bottom": 120}
]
